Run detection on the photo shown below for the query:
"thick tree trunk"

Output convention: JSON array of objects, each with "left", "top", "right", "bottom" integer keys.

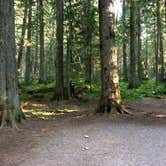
[
  {"left": 39, "top": 0, "right": 46, "bottom": 83},
  {"left": 97, "top": 0, "right": 123, "bottom": 114},
  {"left": 55, "top": 0, "right": 64, "bottom": 100},
  {"left": 128, "top": 0, "right": 140, "bottom": 88},
  {"left": 17, "top": 0, "right": 28, "bottom": 71},
  {"left": 122, "top": 0, "right": 128, "bottom": 81},
  {"left": 25, "top": 0, "right": 32, "bottom": 84},
  {"left": 0, "top": 0, "right": 24, "bottom": 127}
]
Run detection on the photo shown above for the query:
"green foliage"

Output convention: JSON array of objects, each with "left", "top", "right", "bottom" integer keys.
[
  {"left": 120, "top": 80, "right": 166, "bottom": 100},
  {"left": 78, "top": 80, "right": 166, "bottom": 100},
  {"left": 19, "top": 82, "right": 55, "bottom": 101},
  {"left": 19, "top": 80, "right": 165, "bottom": 101}
]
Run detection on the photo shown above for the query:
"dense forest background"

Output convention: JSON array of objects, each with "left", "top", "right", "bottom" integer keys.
[
  {"left": 0, "top": 0, "right": 165, "bottom": 127},
  {"left": 15, "top": 0, "right": 165, "bottom": 86}
]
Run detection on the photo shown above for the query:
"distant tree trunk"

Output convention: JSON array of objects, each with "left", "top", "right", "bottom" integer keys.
[
  {"left": 156, "top": 0, "right": 164, "bottom": 83},
  {"left": 25, "top": 0, "right": 32, "bottom": 84},
  {"left": 34, "top": 0, "right": 39, "bottom": 75},
  {"left": 137, "top": 3, "right": 143, "bottom": 82},
  {"left": 144, "top": 38, "right": 149, "bottom": 79},
  {"left": 66, "top": 0, "right": 73, "bottom": 98},
  {"left": 97, "top": 0, "right": 124, "bottom": 114},
  {"left": 17, "top": 0, "right": 28, "bottom": 71},
  {"left": 128, "top": 0, "right": 139, "bottom": 88},
  {"left": 84, "top": 1, "right": 93, "bottom": 91},
  {"left": 165, "top": 0, "right": 166, "bottom": 23},
  {"left": 0, "top": 0, "right": 24, "bottom": 127},
  {"left": 122, "top": 0, "right": 128, "bottom": 81},
  {"left": 55, "top": 0, "right": 64, "bottom": 100},
  {"left": 39, "top": 0, "right": 46, "bottom": 83}
]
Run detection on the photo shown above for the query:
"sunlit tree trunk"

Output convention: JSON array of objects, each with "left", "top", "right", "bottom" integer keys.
[
  {"left": 97, "top": 0, "right": 123, "bottom": 113},
  {"left": 0, "top": 0, "right": 25, "bottom": 127}
]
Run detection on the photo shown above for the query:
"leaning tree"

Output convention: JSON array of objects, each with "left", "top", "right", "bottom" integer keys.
[
  {"left": 97, "top": 0, "right": 125, "bottom": 113},
  {"left": 0, "top": 0, "right": 24, "bottom": 127}
]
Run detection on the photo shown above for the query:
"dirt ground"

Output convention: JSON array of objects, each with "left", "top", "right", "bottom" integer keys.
[{"left": 0, "top": 97, "right": 166, "bottom": 166}]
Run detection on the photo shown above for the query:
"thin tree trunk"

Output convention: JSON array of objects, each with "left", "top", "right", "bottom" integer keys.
[
  {"left": 0, "top": 0, "right": 24, "bottom": 127},
  {"left": 39, "top": 0, "right": 46, "bottom": 83},
  {"left": 34, "top": 0, "right": 39, "bottom": 75},
  {"left": 145, "top": 38, "right": 149, "bottom": 79},
  {"left": 84, "top": 1, "right": 93, "bottom": 90},
  {"left": 137, "top": 3, "right": 142, "bottom": 82},
  {"left": 55, "top": 0, "right": 64, "bottom": 100},
  {"left": 156, "top": 0, "right": 164, "bottom": 83},
  {"left": 25, "top": 0, "right": 32, "bottom": 84},
  {"left": 122, "top": 0, "right": 128, "bottom": 81},
  {"left": 66, "top": 0, "right": 73, "bottom": 98},
  {"left": 128, "top": 0, "right": 139, "bottom": 88},
  {"left": 17, "top": 0, "right": 28, "bottom": 71}
]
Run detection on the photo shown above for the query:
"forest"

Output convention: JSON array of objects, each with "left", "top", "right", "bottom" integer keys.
[{"left": 0, "top": 0, "right": 166, "bottom": 165}]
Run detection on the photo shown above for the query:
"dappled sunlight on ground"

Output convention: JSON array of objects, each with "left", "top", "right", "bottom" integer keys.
[{"left": 21, "top": 99, "right": 97, "bottom": 120}]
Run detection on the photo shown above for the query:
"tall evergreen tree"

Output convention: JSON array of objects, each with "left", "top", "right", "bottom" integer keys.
[
  {"left": 97, "top": 0, "right": 124, "bottom": 113},
  {"left": 55, "top": 0, "right": 64, "bottom": 100},
  {"left": 128, "top": 0, "right": 140, "bottom": 88},
  {"left": 122, "top": 0, "right": 128, "bottom": 81},
  {"left": 0, "top": 0, "right": 24, "bottom": 127},
  {"left": 25, "top": 0, "right": 32, "bottom": 84},
  {"left": 39, "top": 0, "right": 46, "bottom": 83},
  {"left": 17, "top": 0, "right": 28, "bottom": 71}
]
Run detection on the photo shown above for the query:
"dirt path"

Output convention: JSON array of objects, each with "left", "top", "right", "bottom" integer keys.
[{"left": 0, "top": 98, "right": 166, "bottom": 166}]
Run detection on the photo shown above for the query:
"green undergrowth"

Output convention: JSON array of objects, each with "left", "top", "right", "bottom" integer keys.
[
  {"left": 19, "top": 80, "right": 166, "bottom": 101},
  {"left": 19, "top": 82, "right": 55, "bottom": 101},
  {"left": 120, "top": 80, "right": 166, "bottom": 100}
]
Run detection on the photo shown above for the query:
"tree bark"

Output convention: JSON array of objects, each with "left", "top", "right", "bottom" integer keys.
[
  {"left": 39, "top": 0, "right": 46, "bottom": 83},
  {"left": 84, "top": 0, "right": 93, "bottom": 90},
  {"left": 122, "top": 0, "right": 128, "bottom": 81},
  {"left": 97, "top": 0, "right": 123, "bottom": 114},
  {"left": 17, "top": 0, "right": 28, "bottom": 71},
  {"left": 34, "top": 0, "right": 39, "bottom": 75},
  {"left": 25, "top": 0, "right": 32, "bottom": 84},
  {"left": 137, "top": 3, "right": 143, "bottom": 82},
  {"left": 144, "top": 38, "right": 149, "bottom": 79},
  {"left": 156, "top": 0, "right": 164, "bottom": 83},
  {"left": 0, "top": 0, "right": 24, "bottom": 127},
  {"left": 55, "top": 0, "right": 64, "bottom": 100},
  {"left": 66, "top": 0, "right": 73, "bottom": 98},
  {"left": 128, "top": 0, "right": 140, "bottom": 88}
]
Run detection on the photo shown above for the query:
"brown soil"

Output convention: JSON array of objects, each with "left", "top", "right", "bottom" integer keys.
[{"left": 0, "top": 97, "right": 166, "bottom": 166}]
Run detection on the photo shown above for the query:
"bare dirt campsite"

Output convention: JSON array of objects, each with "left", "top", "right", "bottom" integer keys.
[
  {"left": 0, "top": 97, "right": 166, "bottom": 166},
  {"left": 0, "top": 0, "right": 166, "bottom": 166}
]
